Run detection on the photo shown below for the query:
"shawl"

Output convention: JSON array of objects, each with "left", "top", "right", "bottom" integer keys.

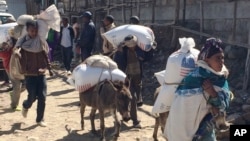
[{"left": 15, "top": 35, "right": 49, "bottom": 53}]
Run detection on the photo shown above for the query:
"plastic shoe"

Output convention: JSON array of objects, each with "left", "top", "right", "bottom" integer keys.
[{"left": 12, "top": 106, "right": 22, "bottom": 111}]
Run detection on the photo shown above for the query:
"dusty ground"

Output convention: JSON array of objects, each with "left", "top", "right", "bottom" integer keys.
[{"left": 0, "top": 70, "right": 165, "bottom": 141}]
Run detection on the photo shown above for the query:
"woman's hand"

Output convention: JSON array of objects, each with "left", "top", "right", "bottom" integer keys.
[{"left": 202, "top": 79, "right": 217, "bottom": 97}]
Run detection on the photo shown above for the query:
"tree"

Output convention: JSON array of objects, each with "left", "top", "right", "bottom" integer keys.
[{"left": 26, "top": 0, "right": 40, "bottom": 15}]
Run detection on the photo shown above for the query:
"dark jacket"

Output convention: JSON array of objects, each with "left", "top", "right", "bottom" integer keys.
[
  {"left": 77, "top": 21, "right": 96, "bottom": 51},
  {"left": 59, "top": 26, "right": 75, "bottom": 46},
  {"left": 19, "top": 49, "right": 51, "bottom": 76},
  {"left": 113, "top": 46, "right": 152, "bottom": 74}
]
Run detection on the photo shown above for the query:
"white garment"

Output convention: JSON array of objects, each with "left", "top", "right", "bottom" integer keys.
[
  {"left": 165, "top": 91, "right": 210, "bottom": 141},
  {"left": 61, "top": 25, "right": 72, "bottom": 47},
  {"left": 164, "top": 62, "right": 229, "bottom": 141}
]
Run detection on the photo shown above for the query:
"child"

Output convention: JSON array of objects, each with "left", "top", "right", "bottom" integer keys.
[
  {"left": 15, "top": 20, "right": 53, "bottom": 127},
  {"left": 165, "top": 38, "right": 230, "bottom": 141}
]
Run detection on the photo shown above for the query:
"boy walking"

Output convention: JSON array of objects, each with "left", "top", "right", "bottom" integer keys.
[{"left": 16, "top": 20, "right": 53, "bottom": 127}]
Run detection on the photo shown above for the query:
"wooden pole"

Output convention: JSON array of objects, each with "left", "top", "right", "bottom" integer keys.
[
  {"left": 174, "top": 0, "right": 180, "bottom": 24},
  {"left": 152, "top": 0, "right": 156, "bottom": 24},
  {"left": 182, "top": 0, "right": 186, "bottom": 25},
  {"left": 232, "top": 0, "right": 237, "bottom": 41},
  {"left": 122, "top": 0, "right": 126, "bottom": 23},
  {"left": 200, "top": 1, "right": 204, "bottom": 40},
  {"left": 243, "top": 32, "right": 250, "bottom": 90},
  {"left": 171, "top": 0, "right": 180, "bottom": 48},
  {"left": 130, "top": 0, "right": 133, "bottom": 17},
  {"left": 136, "top": 0, "right": 140, "bottom": 18},
  {"left": 107, "top": 0, "right": 110, "bottom": 15}
]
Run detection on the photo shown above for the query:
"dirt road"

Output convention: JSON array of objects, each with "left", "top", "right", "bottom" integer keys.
[{"left": 0, "top": 70, "right": 165, "bottom": 141}]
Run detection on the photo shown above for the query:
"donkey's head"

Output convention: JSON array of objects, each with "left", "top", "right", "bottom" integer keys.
[{"left": 111, "top": 78, "right": 132, "bottom": 122}]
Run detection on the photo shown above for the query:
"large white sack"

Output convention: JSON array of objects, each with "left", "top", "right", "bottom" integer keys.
[
  {"left": 16, "top": 19, "right": 49, "bottom": 40},
  {"left": 154, "top": 70, "right": 165, "bottom": 85},
  {"left": 0, "top": 23, "right": 17, "bottom": 46},
  {"left": 103, "top": 25, "right": 155, "bottom": 51},
  {"left": 68, "top": 64, "right": 126, "bottom": 93},
  {"left": 38, "top": 4, "right": 60, "bottom": 32},
  {"left": 152, "top": 37, "right": 200, "bottom": 114},
  {"left": 84, "top": 54, "right": 118, "bottom": 69},
  {"left": 17, "top": 15, "right": 34, "bottom": 25},
  {"left": 37, "top": 19, "right": 50, "bottom": 39}
]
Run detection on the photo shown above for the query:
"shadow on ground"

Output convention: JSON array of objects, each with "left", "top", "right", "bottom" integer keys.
[
  {"left": 49, "top": 89, "right": 75, "bottom": 96},
  {"left": 55, "top": 124, "right": 134, "bottom": 141},
  {"left": 0, "top": 123, "right": 38, "bottom": 136}
]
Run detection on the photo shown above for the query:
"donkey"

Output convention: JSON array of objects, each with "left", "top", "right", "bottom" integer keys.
[
  {"left": 79, "top": 79, "right": 132, "bottom": 141},
  {"left": 152, "top": 87, "right": 169, "bottom": 141}
]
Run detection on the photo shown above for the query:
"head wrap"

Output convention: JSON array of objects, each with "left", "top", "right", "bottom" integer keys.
[{"left": 198, "top": 37, "right": 223, "bottom": 60}]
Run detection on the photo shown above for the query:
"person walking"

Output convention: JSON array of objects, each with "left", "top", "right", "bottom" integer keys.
[
  {"left": 59, "top": 17, "right": 74, "bottom": 75},
  {"left": 0, "top": 34, "right": 22, "bottom": 111},
  {"left": 77, "top": 11, "right": 96, "bottom": 61},
  {"left": 114, "top": 35, "right": 150, "bottom": 128},
  {"left": 100, "top": 15, "right": 116, "bottom": 57},
  {"left": 47, "top": 29, "right": 58, "bottom": 62},
  {"left": 16, "top": 20, "right": 53, "bottom": 127}
]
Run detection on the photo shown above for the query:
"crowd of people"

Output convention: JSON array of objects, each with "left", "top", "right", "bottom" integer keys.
[{"left": 0, "top": 11, "right": 231, "bottom": 141}]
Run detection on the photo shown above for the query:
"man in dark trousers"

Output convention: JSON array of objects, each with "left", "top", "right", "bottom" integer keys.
[
  {"left": 59, "top": 17, "right": 74, "bottom": 75},
  {"left": 77, "top": 11, "right": 96, "bottom": 61},
  {"left": 114, "top": 35, "right": 150, "bottom": 129}
]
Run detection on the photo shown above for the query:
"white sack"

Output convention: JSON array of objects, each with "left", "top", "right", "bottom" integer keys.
[
  {"left": 154, "top": 70, "right": 165, "bottom": 85},
  {"left": 13, "top": 25, "right": 25, "bottom": 39},
  {"left": 68, "top": 64, "right": 126, "bottom": 93},
  {"left": 38, "top": 4, "right": 60, "bottom": 32},
  {"left": 84, "top": 55, "right": 118, "bottom": 70},
  {"left": 152, "top": 37, "right": 200, "bottom": 114},
  {"left": 37, "top": 19, "right": 50, "bottom": 39},
  {"left": 17, "top": 15, "right": 34, "bottom": 25},
  {"left": 0, "top": 23, "right": 17, "bottom": 46},
  {"left": 103, "top": 25, "right": 155, "bottom": 51}
]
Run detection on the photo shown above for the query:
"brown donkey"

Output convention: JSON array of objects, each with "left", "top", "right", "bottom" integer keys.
[
  {"left": 152, "top": 87, "right": 169, "bottom": 141},
  {"left": 79, "top": 79, "right": 132, "bottom": 141}
]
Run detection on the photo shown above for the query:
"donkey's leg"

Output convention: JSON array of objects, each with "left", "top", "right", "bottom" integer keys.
[
  {"left": 90, "top": 108, "right": 97, "bottom": 134},
  {"left": 112, "top": 109, "right": 121, "bottom": 141},
  {"left": 80, "top": 103, "right": 86, "bottom": 130},
  {"left": 99, "top": 109, "right": 106, "bottom": 141}
]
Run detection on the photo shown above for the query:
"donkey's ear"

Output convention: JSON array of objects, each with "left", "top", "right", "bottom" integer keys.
[{"left": 124, "top": 77, "right": 130, "bottom": 88}]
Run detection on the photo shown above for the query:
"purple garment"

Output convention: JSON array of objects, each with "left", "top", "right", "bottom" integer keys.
[{"left": 47, "top": 30, "right": 59, "bottom": 62}]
